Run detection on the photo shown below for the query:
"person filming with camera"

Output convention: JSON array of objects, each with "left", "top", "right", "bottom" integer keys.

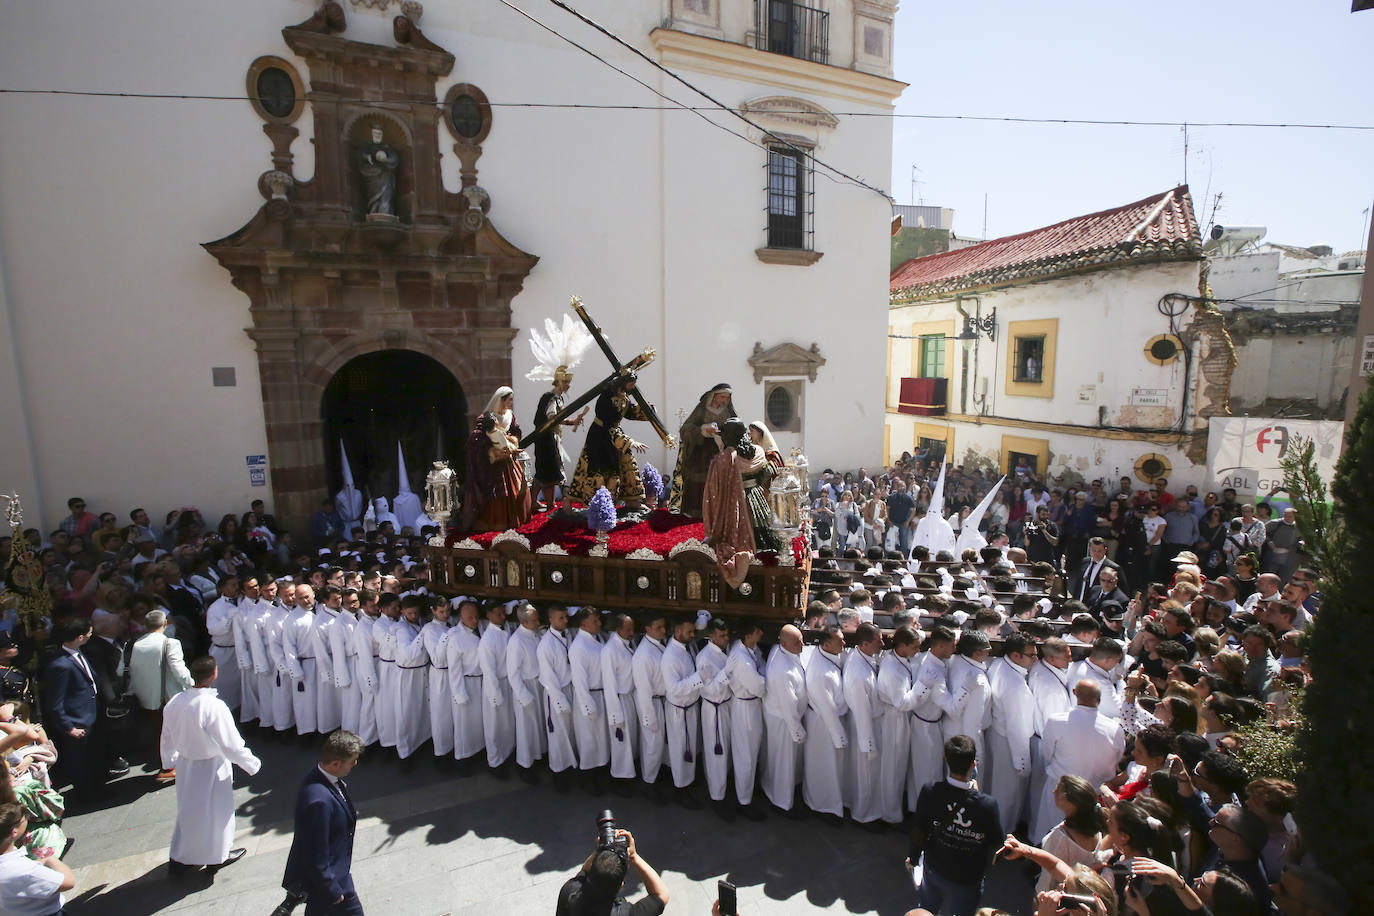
[{"left": 555, "top": 812, "right": 669, "bottom": 916}]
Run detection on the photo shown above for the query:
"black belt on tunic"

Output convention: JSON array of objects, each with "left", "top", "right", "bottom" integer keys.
[
  {"left": 913, "top": 711, "right": 943, "bottom": 724},
  {"left": 299, "top": 655, "right": 316, "bottom": 660},
  {"left": 397, "top": 663, "right": 427, "bottom": 670},
  {"left": 588, "top": 687, "right": 603, "bottom": 692},
  {"left": 431, "top": 664, "right": 449, "bottom": 670},
  {"left": 464, "top": 673, "right": 482, "bottom": 678},
  {"left": 212, "top": 641, "right": 235, "bottom": 648}
]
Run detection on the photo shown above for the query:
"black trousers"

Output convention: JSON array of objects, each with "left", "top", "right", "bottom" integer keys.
[{"left": 305, "top": 891, "right": 364, "bottom": 916}]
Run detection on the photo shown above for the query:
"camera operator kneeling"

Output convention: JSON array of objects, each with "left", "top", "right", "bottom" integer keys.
[{"left": 555, "top": 824, "right": 669, "bottom": 916}]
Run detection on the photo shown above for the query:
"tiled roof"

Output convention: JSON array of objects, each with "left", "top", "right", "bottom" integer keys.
[{"left": 890, "top": 186, "right": 1202, "bottom": 300}]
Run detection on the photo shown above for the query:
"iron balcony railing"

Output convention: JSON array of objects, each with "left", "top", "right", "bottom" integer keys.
[{"left": 755, "top": 0, "right": 830, "bottom": 66}]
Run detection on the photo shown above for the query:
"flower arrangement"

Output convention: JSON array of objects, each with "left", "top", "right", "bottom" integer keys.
[
  {"left": 587, "top": 486, "right": 617, "bottom": 534},
  {"left": 641, "top": 463, "right": 664, "bottom": 509}
]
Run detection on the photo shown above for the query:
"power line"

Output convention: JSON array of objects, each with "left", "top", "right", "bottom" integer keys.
[{"left": 3, "top": 87, "right": 1371, "bottom": 132}]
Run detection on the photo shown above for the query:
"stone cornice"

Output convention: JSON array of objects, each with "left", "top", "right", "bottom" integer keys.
[{"left": 649, "top": 28, "right": 906, "bottom": 109}]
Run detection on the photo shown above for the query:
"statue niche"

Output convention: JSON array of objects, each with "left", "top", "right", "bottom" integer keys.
[{"left": 355, "top": 122, "right": 402, "bottom": 222}]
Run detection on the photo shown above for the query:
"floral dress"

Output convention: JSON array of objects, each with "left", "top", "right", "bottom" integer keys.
[{"left": 15, "top": 775, "right": 65, "bottom": 859}]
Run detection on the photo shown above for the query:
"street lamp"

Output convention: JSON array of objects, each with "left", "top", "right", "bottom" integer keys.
[{"left": 958, "top": 306, "right": 997, "bottom": 342}]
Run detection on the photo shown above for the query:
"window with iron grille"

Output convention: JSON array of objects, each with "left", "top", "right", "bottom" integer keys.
[
  {"left": 755, "top": 0, "right": 830, "bottom": 65},
  {"left": 766, "top": 146, "right": 813, "bottom": 250},
  {"left": 1013, "top": 335, "right": 1046, "bottom": 383}
]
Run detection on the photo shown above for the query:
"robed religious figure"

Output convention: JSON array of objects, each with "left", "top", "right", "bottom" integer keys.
[
  {"left": 356, "top": 123, "right": 400, "bottom": 218},
  {"left": 524, "top": 314, "right": 594, "bottom": 510},
  {"left": 566, "top": 374, "right": 652, "bottom": 510},
  {"left": 668, "top": 383, "right": 736, "bottom": 517},
  {"left": 702, "top": 418, "right": 781, "bottom": 588},
  {"left": 460, "top": 387, "right": 532, "bottom": 532}
]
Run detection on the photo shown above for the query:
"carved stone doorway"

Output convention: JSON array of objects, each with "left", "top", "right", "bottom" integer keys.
[{"left": 322, "top": 350, "right": 467, "bottom": 502}]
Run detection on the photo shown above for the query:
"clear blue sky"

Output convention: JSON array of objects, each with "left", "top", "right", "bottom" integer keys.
[{"left": 889, "top": 1, "right": 1374, "bottom": 252}]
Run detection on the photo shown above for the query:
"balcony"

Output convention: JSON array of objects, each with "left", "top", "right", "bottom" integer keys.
[
  {"left": 897, "top": 377, "right": 948, "bottom": 416},
  {"left": 754, "top": 0, "right": 830, "bottom": 66}
]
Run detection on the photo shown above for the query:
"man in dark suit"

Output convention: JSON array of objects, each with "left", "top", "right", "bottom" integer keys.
[
  {"left": 1085, "top": 566, "right": 1131, "bottom": 618},
  {"left": 283, "top": 730, "right": 364, "bottom": 915},
  {"left": 82, "top": 614, "right": 132, "bottom": 775},
  {"left": 42, "top": 618, "right": 100, "bottom": 795},
  {"left": 1068, "top": 537, "right": 1125, "bottom": 603}
]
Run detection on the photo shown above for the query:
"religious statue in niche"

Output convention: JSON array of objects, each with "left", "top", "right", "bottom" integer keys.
[{"left": 356, "top": 123, "right": 400, "bottom": 219}]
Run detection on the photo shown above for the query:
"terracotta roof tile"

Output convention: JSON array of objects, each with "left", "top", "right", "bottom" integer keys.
[{"left": 890, "top": 186, "right": 1202, "bottom": 300}]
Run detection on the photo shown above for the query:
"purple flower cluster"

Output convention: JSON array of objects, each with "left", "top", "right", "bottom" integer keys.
[
  {"left": 587, "top": 486, "right": 617, "bottom": 532},
  {"left": 642, "top": 462, "right": 665, "bottom": 502}
]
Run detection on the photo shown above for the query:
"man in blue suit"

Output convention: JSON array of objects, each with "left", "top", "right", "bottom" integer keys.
[
  {"left": 282, "top": 730, "right": 364, "bottom": 915},
  {"left": 42, "top": 618, "right": 100, "bottom": 796}
]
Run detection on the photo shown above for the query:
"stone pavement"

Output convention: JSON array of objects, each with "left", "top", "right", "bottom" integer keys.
[{"left": 58, "top": 729, "right": 1034, "bottom": 915}]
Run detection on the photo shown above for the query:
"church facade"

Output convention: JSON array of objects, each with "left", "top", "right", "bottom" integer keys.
[{"left": 0, "top": 0, "right": 902, "bottom": 530}]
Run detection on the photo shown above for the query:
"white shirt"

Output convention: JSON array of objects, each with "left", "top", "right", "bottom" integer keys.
[{"left": 0, "top": 848, "right": 64, "bottom": 916}]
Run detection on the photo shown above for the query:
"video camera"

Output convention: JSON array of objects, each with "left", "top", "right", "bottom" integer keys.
[{"left": 596, "top": 810, "right": 629, "bottom": 856}]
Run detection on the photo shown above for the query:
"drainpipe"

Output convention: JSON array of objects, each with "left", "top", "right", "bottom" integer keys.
[{"left": 955, "top": 295, "right": 983, "bottom": 415}]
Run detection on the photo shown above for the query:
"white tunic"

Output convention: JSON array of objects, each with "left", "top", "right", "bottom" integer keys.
[
  {"left": 392, "top": 619, "right": 431, "bottom": 758},
  {"left": 537, "top": 627, "right": 577, "bottom": 772},
  {"left": 661, "top": 638, "right": 703, "bottom": 788},
  {"left": 479, "top": 623, "right": 515, "bottom": 767},
  {"left": 696, "top": 641, "right": 732, "bottom": 801},
  {"left": 281, "top": 607, "right": 319, "bottom": 734},
  {"left": 1029, "top": 660, "right": 1075, "bottom": 736},
  {"left": 421, "top": 619, "right": 455, "bottom": 756},
  {"left": 374, "top": 615, "right": 400, "bottom": 748},
  {"left": 842, "top": 647, "right": 883, "bottom": 823},
  {"left": 725, "top": 640, "right": 766, "bottom": 805},
  {"left": 803, "top": 648, "right": 849, "bottom": 817},
  {"left": 243, "top": 599, "right": 274, "bottom": 729},
  {"left": 986, "top": 656, "right": 1036, "bottom": 833},
  {"left": 262, "top": 601, "right": 294, "bottom": 732},
  {"left": 944, "top": 654, "right": 992, "bottom": 764},
  {"left": 506, "top": 626, "right": 547, "bottom": 768},
  {"left": 312, "top": 607, "right": 344, "bottom": 734},
  {"left": 1031, "top": 705, "right": 1126, "bottom": 841},
  {"left": 351, "top": 613, "right": 380, "bottom": 745},
  {"left": 205, "top": 596, "right": 242, "bottom": 712},
  {"left": 159, "top": 687, "right": 260, "bottom": 866},
  {"left": 762, "top": 645, "right": 807, "bottom": 810},
  {"left": 332, "top": 611, "right": 361, "bottom": 737},
  {"left": 447, "top": 624, "right": 484, "bottom": 759},
  {"left": 569, "top": 629, "right": 609, "bottom": 770},
  {"left": 601, "top": 633, "right": 639, "bottom": 780},
  {"left": 631, "top": 636, "right": 668, "bottom": 783},
  {"left": 1069, "top": 659, "right": 1125, "bottom": 720},
  {"left": 875, "top": 651, "right": 920, "bottom": 823},
  {"left": 910, "top": 652, "right": 952, "bottom": 809}
]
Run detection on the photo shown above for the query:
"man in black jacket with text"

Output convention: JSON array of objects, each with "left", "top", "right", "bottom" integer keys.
[{"left": 908, "top": 735, "right": 1002, "bottom": 916}]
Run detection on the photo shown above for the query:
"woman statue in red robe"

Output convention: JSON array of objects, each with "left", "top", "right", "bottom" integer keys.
[{"left": 459, "top": 387, "right": 532, "bottom": 532}]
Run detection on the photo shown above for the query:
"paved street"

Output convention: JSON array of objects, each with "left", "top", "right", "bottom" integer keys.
[{"left": 58, "top": 729, "right": 1034, "bottom": 915}]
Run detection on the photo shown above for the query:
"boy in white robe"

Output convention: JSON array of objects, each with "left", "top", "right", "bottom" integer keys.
[
  {"left": 478, "top": 602, "right": 516, "bottom": 768},
  {"left": 875, "top": 625, "right": 922, "bottom": 824},
  {"left": 262, "top": 581, "right": 296, "bottom": 736},
  {"left": 802, "top": 626, "right": 849, "bottom": 818},
  {"left": 282, "top": 584, "right": 320, "bottom": 736},
  {"left": 421, "top": 602, "right": 455, "bottom": 756},
  {"left": 631, "top": 614, "right": 668, "bottom": 785},
  {"left": 725, "top": 622, "right": 767, "bottom": 811},
  {"left": 374, "top": 594, "right": 401, "bottom": 748},
  {"left": 660, "top": 615, "right": 703, "bottom": 795},
  {"left": 569, "top": 609, "right": 609, "bottom": 773},
  {"left": 910, "top": 628, "right": 956, "bottom": 811},
  {"left": 985, "top": 633, "right": 1038, "bottom": 834},
  {"left": 506, "top": 603, "right": 546, "bottom": 771},
  {"left": 392, "top": 595, "right": 431, "bottom": 758},
  {"left": 842, "top": 622, "right": 884, "bottom": 824},
  {"left": 160, "top": 657, "right": 260, "bottom": 871},
  {"left": 944, "top": 631, "right": 993, "bottom": 765},
  {"left": 350, "top": 590, "right": 382, "bottom": 746},
  {"left": 762, "top": 625, "right": 807, "bottom": 812},
  {"left": 1028, "top": 637, "right": 1075, "bottom": 816},
  {"left": 312, "top": 586, "right": 345, "bottom": 734},
  {"left": 600, "top": 612, "right": 639, "bottom": 783},
  {"left": 332, "top": 591, "right": 361, "bottom": 736},
  {"left": 537, "top": 605, "right": 578, "bottom": 774},
  {"left": 241, "top": 580, "right": 274, "bottom": 731},
  {"left": 205, "top": 577, "right": 243, "bottom": 713},
  {"left": 446, "top": 600, "right": 485, "bottom": 762},
  {"left": 695, "top": 618, "right": 733, "bottom": 803}
]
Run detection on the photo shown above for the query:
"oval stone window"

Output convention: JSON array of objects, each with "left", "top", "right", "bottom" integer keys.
[
  {"left": 256, "top": 67, "right": 297, "bottom": 120},
  {"left": 451, "top": 94, "right": 484, "bottom": 139},
  {"left": 766, "top": 385, "right": 793, "bottom": 429}
]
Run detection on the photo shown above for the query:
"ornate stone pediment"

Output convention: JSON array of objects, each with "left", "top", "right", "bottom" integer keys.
[
  {"left": 747, "top": 341, "right": 827, "bottom": 383},
  {"left": 738, "top": 96, "right": 840, "bottom": 131}
]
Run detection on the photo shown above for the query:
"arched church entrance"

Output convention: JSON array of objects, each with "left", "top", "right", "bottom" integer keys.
[{"left": 321, "top": 350, "right": 468, "bottom": 504}]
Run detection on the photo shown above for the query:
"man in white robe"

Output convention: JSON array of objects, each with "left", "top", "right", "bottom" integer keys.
[
  {"left": 1031, "top": 680, "right": 1125, "bottom": 841},
  {"left": 447, "top": 600, "right": 485, "bottom": 762},
  {"left": 725, "top": 621, "right": 767, "bottom": 813},
  {"left": 842, "top": 623, "right": 884, "bottom": 824},
  {"left": 599, "top": 612, "right": 639, "bottom": 783},
  {"left": 762, "top": 625, "right": 807, "bottom": 812},
  {"left": 205, "top": 577, "right": 243, "bottom": 714},
  {"left": 802, "top": 626, "right": 849, "bottom": 818},
  {"left": 332, "top": 589, "right": 362, "bottom": 736},
  {"left": 875, "top": 624, "right": 923, "bottom": 824},
  {"left": 262, "top": 580, "right": 295, "bottom": 736},
  {"left": 312, "top": 585, "right": 346, "bottom": 734},
  {"left": 944, "top": 631, "right": 993, "bottom": 765},
  {"left": 239, "top": 578, "right": 273, "bottom": 731},
  {"left": 421, "top": 601, "right": 455, "bottom": 757},
  {"left": 506, "top": 602, "right": 546, "bottom": 772},
  {"left": 282, "top": 584, "right": 320, "bottom": 737},
  {"left": 391, "top": 595, "right": 431, "bottom": 758},
  {"left": 160, "top": 656, "right": 260, "bottom": 872},
  {"left": 985, "top": 633, "right": 1038, "bottom": 834},
  {"left": 910, "top": 628, "right": 957, "bottom": 810},
  {"left": 695, "top": 618, "right": 733, "bottom": 803},
  {"left": 1027, "top": 637, "right": 1074, "bottom": 824},
  {"left": 568, "top": 608, "right": 609, "bottom": 775},
  {"left": 631, "top": 613, "right": 668, "bottom": 786},
  {"left": 374, "top": 594, "right": 401, "bottom": 748},
  {"left": 350, "top": 589, "right": 381, "bottom": 746},
  {"left": 661, "top": 614, "right": 703, "bottom": 796},
  {"left": 1069, "top": 639, "right": 1126, "bottom": 720},
  {"left": 537, "top": 605, "right": 578, "bottom": 774},
  {"left": 478, "top": 602, "right": 516, "bottom": 768}
]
